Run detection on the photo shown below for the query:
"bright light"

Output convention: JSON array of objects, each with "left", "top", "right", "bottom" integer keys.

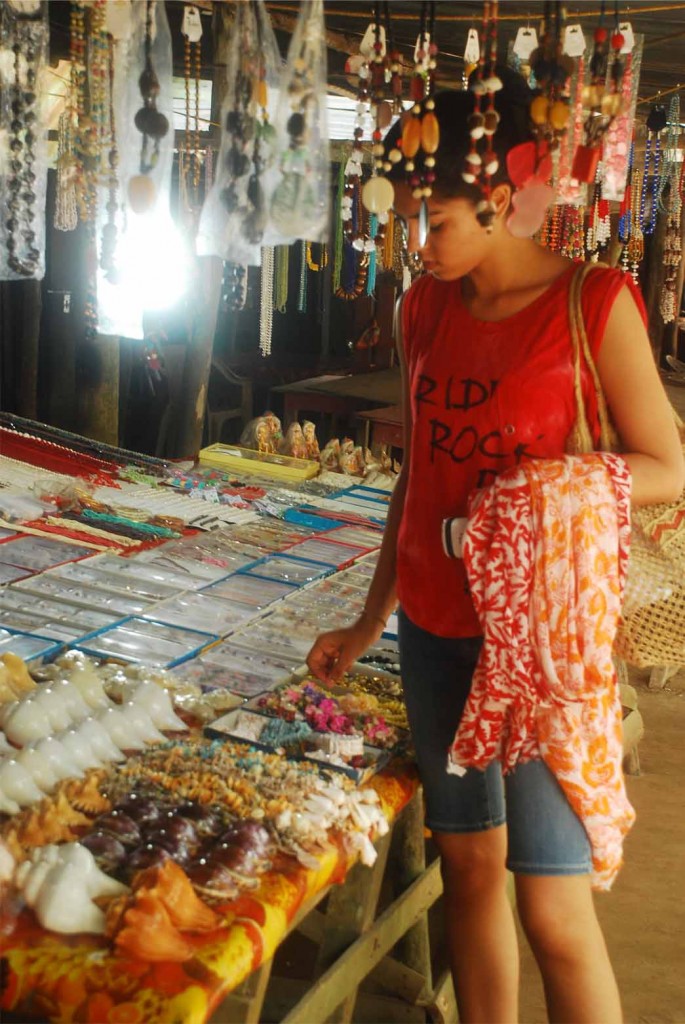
[{"left": 97, "top": 207, "right": 190, "bottom": 339}]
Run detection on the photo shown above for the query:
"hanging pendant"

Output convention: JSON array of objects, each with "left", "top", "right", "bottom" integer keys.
[{"left": 418, "top": 198, "right": 429, "bottom": 248}]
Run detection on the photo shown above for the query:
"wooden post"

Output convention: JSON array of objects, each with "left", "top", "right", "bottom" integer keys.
[
  {"left": 174, "top": 5, "right": 229, "bottom": 458},
  {"left": 76, "top": 333, "right": 120, "bottom": 446}
]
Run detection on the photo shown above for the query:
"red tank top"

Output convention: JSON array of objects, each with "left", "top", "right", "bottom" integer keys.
[{"left": 396, "top": 263, "right": 646, "bottom": 639}]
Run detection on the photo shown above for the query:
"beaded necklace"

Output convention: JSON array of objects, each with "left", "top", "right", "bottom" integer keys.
[
  {"left": 5, "top": 14, "right": 41, "bottom": 277},
  {"left": 659, "top": 158, "right": 684, "bottom": 323},
  {"left": 463, "top": 0, "right": 501, "bottom": 231},
  {"left": 129, "top": 0, "right": 170, "bottom": 215},
  {"left": 259, "top": 247, "right": 275, "bottom": 356},
  {"left": 100, "top": 35, "right": 119, "bottom": 280},
  {"left": 306, "top": 243, "right": 328, "bottom": 272},
  {"left": 639, "top": 128, "right": 662, "bottom": 236},
  {"left": 222, "top": 262, "right": 248, "bottom": 313},
  {"left": 297, "top": 242, "right": 308, "bottom": 313},
  {"left": 627, "top": 168, "right": 644, "bottom": 282},
  {"left": 273, "top": 245, "right": 289, "bottom": 314}
]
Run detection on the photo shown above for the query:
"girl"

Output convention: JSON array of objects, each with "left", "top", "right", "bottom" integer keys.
[{"left": 307, "top": 72, "right": 684, "bottom": 1023}]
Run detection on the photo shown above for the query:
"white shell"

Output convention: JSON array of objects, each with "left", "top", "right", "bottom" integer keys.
[
  {"left": 16, "top": 746, "right": 59, "bottom": 793},
  {"left": 73, "top": 719, "right": 125, "bottom": 763},
  {"left": 56, "top": 843, "right": 128, "bottom": 898},
  {"left": 120, "top": 702, "right": 167, "bottom": 745},
  {"left": 0, "top": 758, "right": 45, "bottom": 807},
  {"left": 0, "top": 732, "right": 14, "bottom": 756},
  {"left": 3, "top": 699, "right": 50, "bottom": 745},
  {"left": 34, "top": 687, "right": 73, "bottom": 733},
  {"left": 52, "top": 680, "right": 91, "bottom": 721},
  {"left": 0, "top": 790, "right": 20, "bottom": 816},
  {"left": 33, "top": 737, "right": 84, "bottom": 781},
  {"left": 57, "top": 730, "right": 105, "bottom": 772},
  {"left": 69, "top": 667, "right": 112, "bottom": 710},
  {"left": 97, "top": 706, "right": 147, "bottom": 751},
  {"left": 0, "top": 839, "right": 15, "bottom": 884},
  {"left": 21, "top": 858, "right": 55, "bottom": 907},
  {"left": 34, "top": 862, "right": 107, "bottom": 935},
  {"left": 130, "top": 682, "right": 187, "bottom": 733}
]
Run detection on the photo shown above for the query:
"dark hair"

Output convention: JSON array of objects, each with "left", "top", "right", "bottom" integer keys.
[{"left": 384, "top": 65, "right": 534, "bottom": 202}]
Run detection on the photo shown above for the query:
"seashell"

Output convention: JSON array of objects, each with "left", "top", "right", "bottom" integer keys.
[
  {"left": 93, "top": 811, "right": 141, "bottom": 846},
  {"left": 56, "top": 843, "right": 128, "bottom": 899},
  {"left": 120, "top": 703, "right": 167, "bottom": 745},
  {"left": 129, "top": 683, "right": 187, "bottom": 733},
  {"left": 72, "top": 719, "right": 125, "bottom": 764},
  {"left": 16, "top": 746, "right": 59, "bottom": 793},
  {"left": 33, "top": 687, "right": 73, "bottom": 733},
  {"left": 56, "top": 730, "right": 104, "bottom": 773},
  {"left": 145, "top": 812, "right": 197, "bottom": 849},
  {"left": 0, "top": 732, "right": 15, "bottom": 757},
  {"left": 34, "top": 862, "right": 106, "bottom": 934},
  {"left": 33, "top": 737, "right": 83, "bottom": 781},
  {"left": 0, "top": 839, "right": 15, "bottom": 883},
  {"left": 127, "top": 843, "right": 172, "bottom": 877},
  {"left": 0, "top": 759, "right": 45, "bottom": 807},
  {"left": 80, "top": 831, "right": 127, "bottom": 872},
  {"left": 3, "top": 699, "right": 50, "bottom": 746},
  {"left": 52, "top": 680, "right": 91, "bottom": 721},
  {"left": 21, "top": 857, "right": 55, "bottom": 907},
  {"left": 133, "top": 860, "right": 219, "bottom": 932},
  {"left": 114, "top": 795, "right": 164, "bottom": 826},
  {"left": 69, "top": 666, "right": 112, "bottom": 710},
  {"left": 0, "top": 653, "right": 36, "bottom": 697},
  {"left": 0, "top": 789, "right": 20, "bottom": 816},
  {"left": 114, "top": 893, "right": 193, "bottom": 961},
  {"left": 97, "top": 707, "right": 147, "bottom": 751},
  {"left": 63, "top": 771, "right": 111, "bottom": 816},
  {"left": 175, "top": 801, "right": 222, "bottom": 836}
]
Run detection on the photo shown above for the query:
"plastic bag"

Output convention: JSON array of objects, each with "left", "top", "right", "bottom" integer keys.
[
  {"left": 0, "top": 2, "right": 49, "bottom": 281},
  {"left": 270, "top": 0, "right": 330, "bottom": 243},
  {"left": 196, "top": 0, "right": 282, "bottom": 265}
]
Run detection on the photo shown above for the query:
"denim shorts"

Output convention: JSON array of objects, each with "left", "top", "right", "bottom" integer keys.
[{"left": 398, "top": 608, "right": 592, "bottom": 876}]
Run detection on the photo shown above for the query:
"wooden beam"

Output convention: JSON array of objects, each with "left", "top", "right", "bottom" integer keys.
[{"left": 282, "top": 858, "right": 444, "bottom": 1024}]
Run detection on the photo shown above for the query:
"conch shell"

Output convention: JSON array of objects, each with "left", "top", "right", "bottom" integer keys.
[
  {"left": 134, "top": 860, "right": 219, "bottom": 932},
  {"left": 130, "top": 682, "right": 187, "bottom": 733},
  {"left": 16, "top": 746, "right": 60, "bottom": 793},
  {"left": 0, "top": 759, "right": 45, "bottom": 808},
  {"left": 0, "top": 653, "right": 35, "bottom": 700},
  {"left": 114, "top": 894, "right": 194, "bottom": 961},
  {"left": 34, "top": 862, "right": 107, "bottom": 935}
]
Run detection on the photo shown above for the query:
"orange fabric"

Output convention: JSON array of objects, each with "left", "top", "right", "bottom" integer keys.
[{"left": 449, "top": 455, "right": 635, "bottom": 890}]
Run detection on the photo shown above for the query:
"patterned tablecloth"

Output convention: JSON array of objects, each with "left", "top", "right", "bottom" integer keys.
[{"left": 1, "top": 766, "right": 418, "bottom": 1024}]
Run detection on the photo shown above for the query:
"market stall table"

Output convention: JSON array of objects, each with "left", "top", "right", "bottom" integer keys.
[
  {"left": 356, "top": 404, "right": 404, "bottom": 452},
  {"left": 1, "top": 766, "right": 459, "bottom": 1024}
]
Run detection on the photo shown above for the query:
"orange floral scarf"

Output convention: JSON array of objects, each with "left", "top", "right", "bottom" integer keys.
[{"left": 448, "top": 455, "right": 634, "bottom": 890}]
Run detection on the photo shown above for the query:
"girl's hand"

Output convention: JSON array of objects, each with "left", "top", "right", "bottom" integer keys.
[{"left": 306, "top": 616, "right": 385, "bottom": 685}]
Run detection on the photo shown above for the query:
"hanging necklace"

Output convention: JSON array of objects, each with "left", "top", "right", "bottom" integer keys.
[
  {"left": 640, "top": 108, "right": 665, "bottom": 236},
  {"left": 4, "top": 3, "right": 44, "bottom": 278},
  {"left": 55, "top": 110, "right": 77, "bottom": 232},
  {"left": 273, "top": 245, "right": 289, "bottom": 313},
  {"left": 462, "top": 0, "right": 501, "bottom": 232},
  {"left": 260, "top": 247, "right": 275, "bottom": 356},
  {"left": 660, "top": 158, "right": 684, "bottom": 323},
  {"left": 395, "top": 1, "right": 440, "bottom": 244},
  {"left": 129, "top": 0, "right": 170, "bottom": 214},
  {"left": 100, "top": 35, "right": 119, "bottom": 280},
  {"left": 297, "top": 242, "right": 308, "bottom": 313},
  {"left": 306, "top": 243, "right": 328, "bottom": 272},
  {"left": 628, "top": 168, "right": 644, "bottom": 283},
  {"left": 222, "top": 262, "right": 247, "bottom": 313}
]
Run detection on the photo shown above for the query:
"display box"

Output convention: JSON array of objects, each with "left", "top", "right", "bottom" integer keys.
[
  {"left": 75, "top": 617, "right": 218, "bottom": 668},
  {"left": 199, "top": 443, "right": 320, "bottom": 482}
]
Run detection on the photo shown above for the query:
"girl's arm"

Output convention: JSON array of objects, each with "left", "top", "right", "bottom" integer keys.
[{"left": 596, "top": 285, "right": 685, "bottom": 506}]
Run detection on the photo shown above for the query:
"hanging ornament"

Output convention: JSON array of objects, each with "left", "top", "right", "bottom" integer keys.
[
  {"left": 271, "top": 0, "right": 330, "bottom": 243},
  {"left": 463, "top": 0, "right": 500, "bottom": 232},
  {"left": 0, "top": 1, "right": 48, "bottom": 281},
  {"left": 273, "top": 244, "right": 289, "bottom": 313},
  {"left": 640, "top": 104, "right": 667, "bottom": 236},
  {"left": 259, "top": 246, "right": 275, "bottom": 356},
  {"left": 627, "top": 167, "right": 644, "bottom": 283},
  {"left": 571, "top": 0, "right": 626, "bottom": 184},
  {"left": 361, "top": 2, "right": 397, "bottom": 232},
  {"left": 660, "top": 158, "right": 684, "bottom": 323},
  {"left": 297, "top": 241, "right": 308, "bottom": 312},
  {"left": 657, "top": 96, "right": 681, "bottom": 213},
  {"left": 129, "top": 0, "right": 170, "bottom": 214},
  {"left": 100, "top": 35, "right": 119, "bottom": 280},
  {"left": 180, "top": 5, "right": 203, "bottom": 214},
  {"left": 528, "top": 1, "right": 574, "bottom": 164},
  {"left": 222, "top": 262, "right": 248, "bottom": 312}
]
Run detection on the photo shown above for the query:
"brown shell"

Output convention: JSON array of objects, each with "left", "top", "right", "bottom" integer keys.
[
  {"left": 114, "top": 894, "right": 194, "bottom": 962},
  {"left": 134, "top": 860, "right": 220, "bottom": 933}
]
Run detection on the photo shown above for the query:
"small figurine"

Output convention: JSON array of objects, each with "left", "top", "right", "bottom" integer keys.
[
  {"left": 302, "top": 420, "right": 320, "bottom": 460},
  {"left": 280, "top": 422, "right": 308, "bottom": 460},
  {"left": 263, "top": 410, "right": 283, "bottom": 451},
  {"left": 319, "top": 439, "right": 341, "bottom": 472}
]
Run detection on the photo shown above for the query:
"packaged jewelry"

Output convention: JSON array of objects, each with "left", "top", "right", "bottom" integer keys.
[
  {"left": 0, "top": 536, "right": 93, "bottom": 572},
  {"left": 196, "top": 0, "right": 281, "bottom": 265},
  {"left": 270, "top": 0, "right": 330, "bottom": 243},
  {"left": 203, "top": 573, "right": 296, "bottom": 609},
  {"left": 142, "top": 591, "right": 255, "bottom": 635},
  {"left": 0, "top": 628, "right": 60, "bottom": 662},
  {"left": 243, "top": 555, "right": 329, "bottom": 585},
  {"left": 0, "top": 0, "right": 49, "bottom": 281},
  {"left": 77, "top": 617, "right": 218, "bottom": 668}
]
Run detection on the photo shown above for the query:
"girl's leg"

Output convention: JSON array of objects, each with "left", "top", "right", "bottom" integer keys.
[
  {"left": 516, "top": 873, "right": 622, "bottom": 1024},
  {"left": 434, "top": 825, "right": 519, "bottom": 1024}
]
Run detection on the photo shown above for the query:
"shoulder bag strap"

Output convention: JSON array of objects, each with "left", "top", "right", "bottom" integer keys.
[{"left": 567, "top": 262, "right": 620, "bottom": 455}]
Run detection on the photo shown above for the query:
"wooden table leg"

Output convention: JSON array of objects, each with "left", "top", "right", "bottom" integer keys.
[
  {"left": 209, "top": 957, "right": 274, "bottom": 1024},
  {"left": 312, "top": 831, "right": 392, "bottom": 1023}
]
